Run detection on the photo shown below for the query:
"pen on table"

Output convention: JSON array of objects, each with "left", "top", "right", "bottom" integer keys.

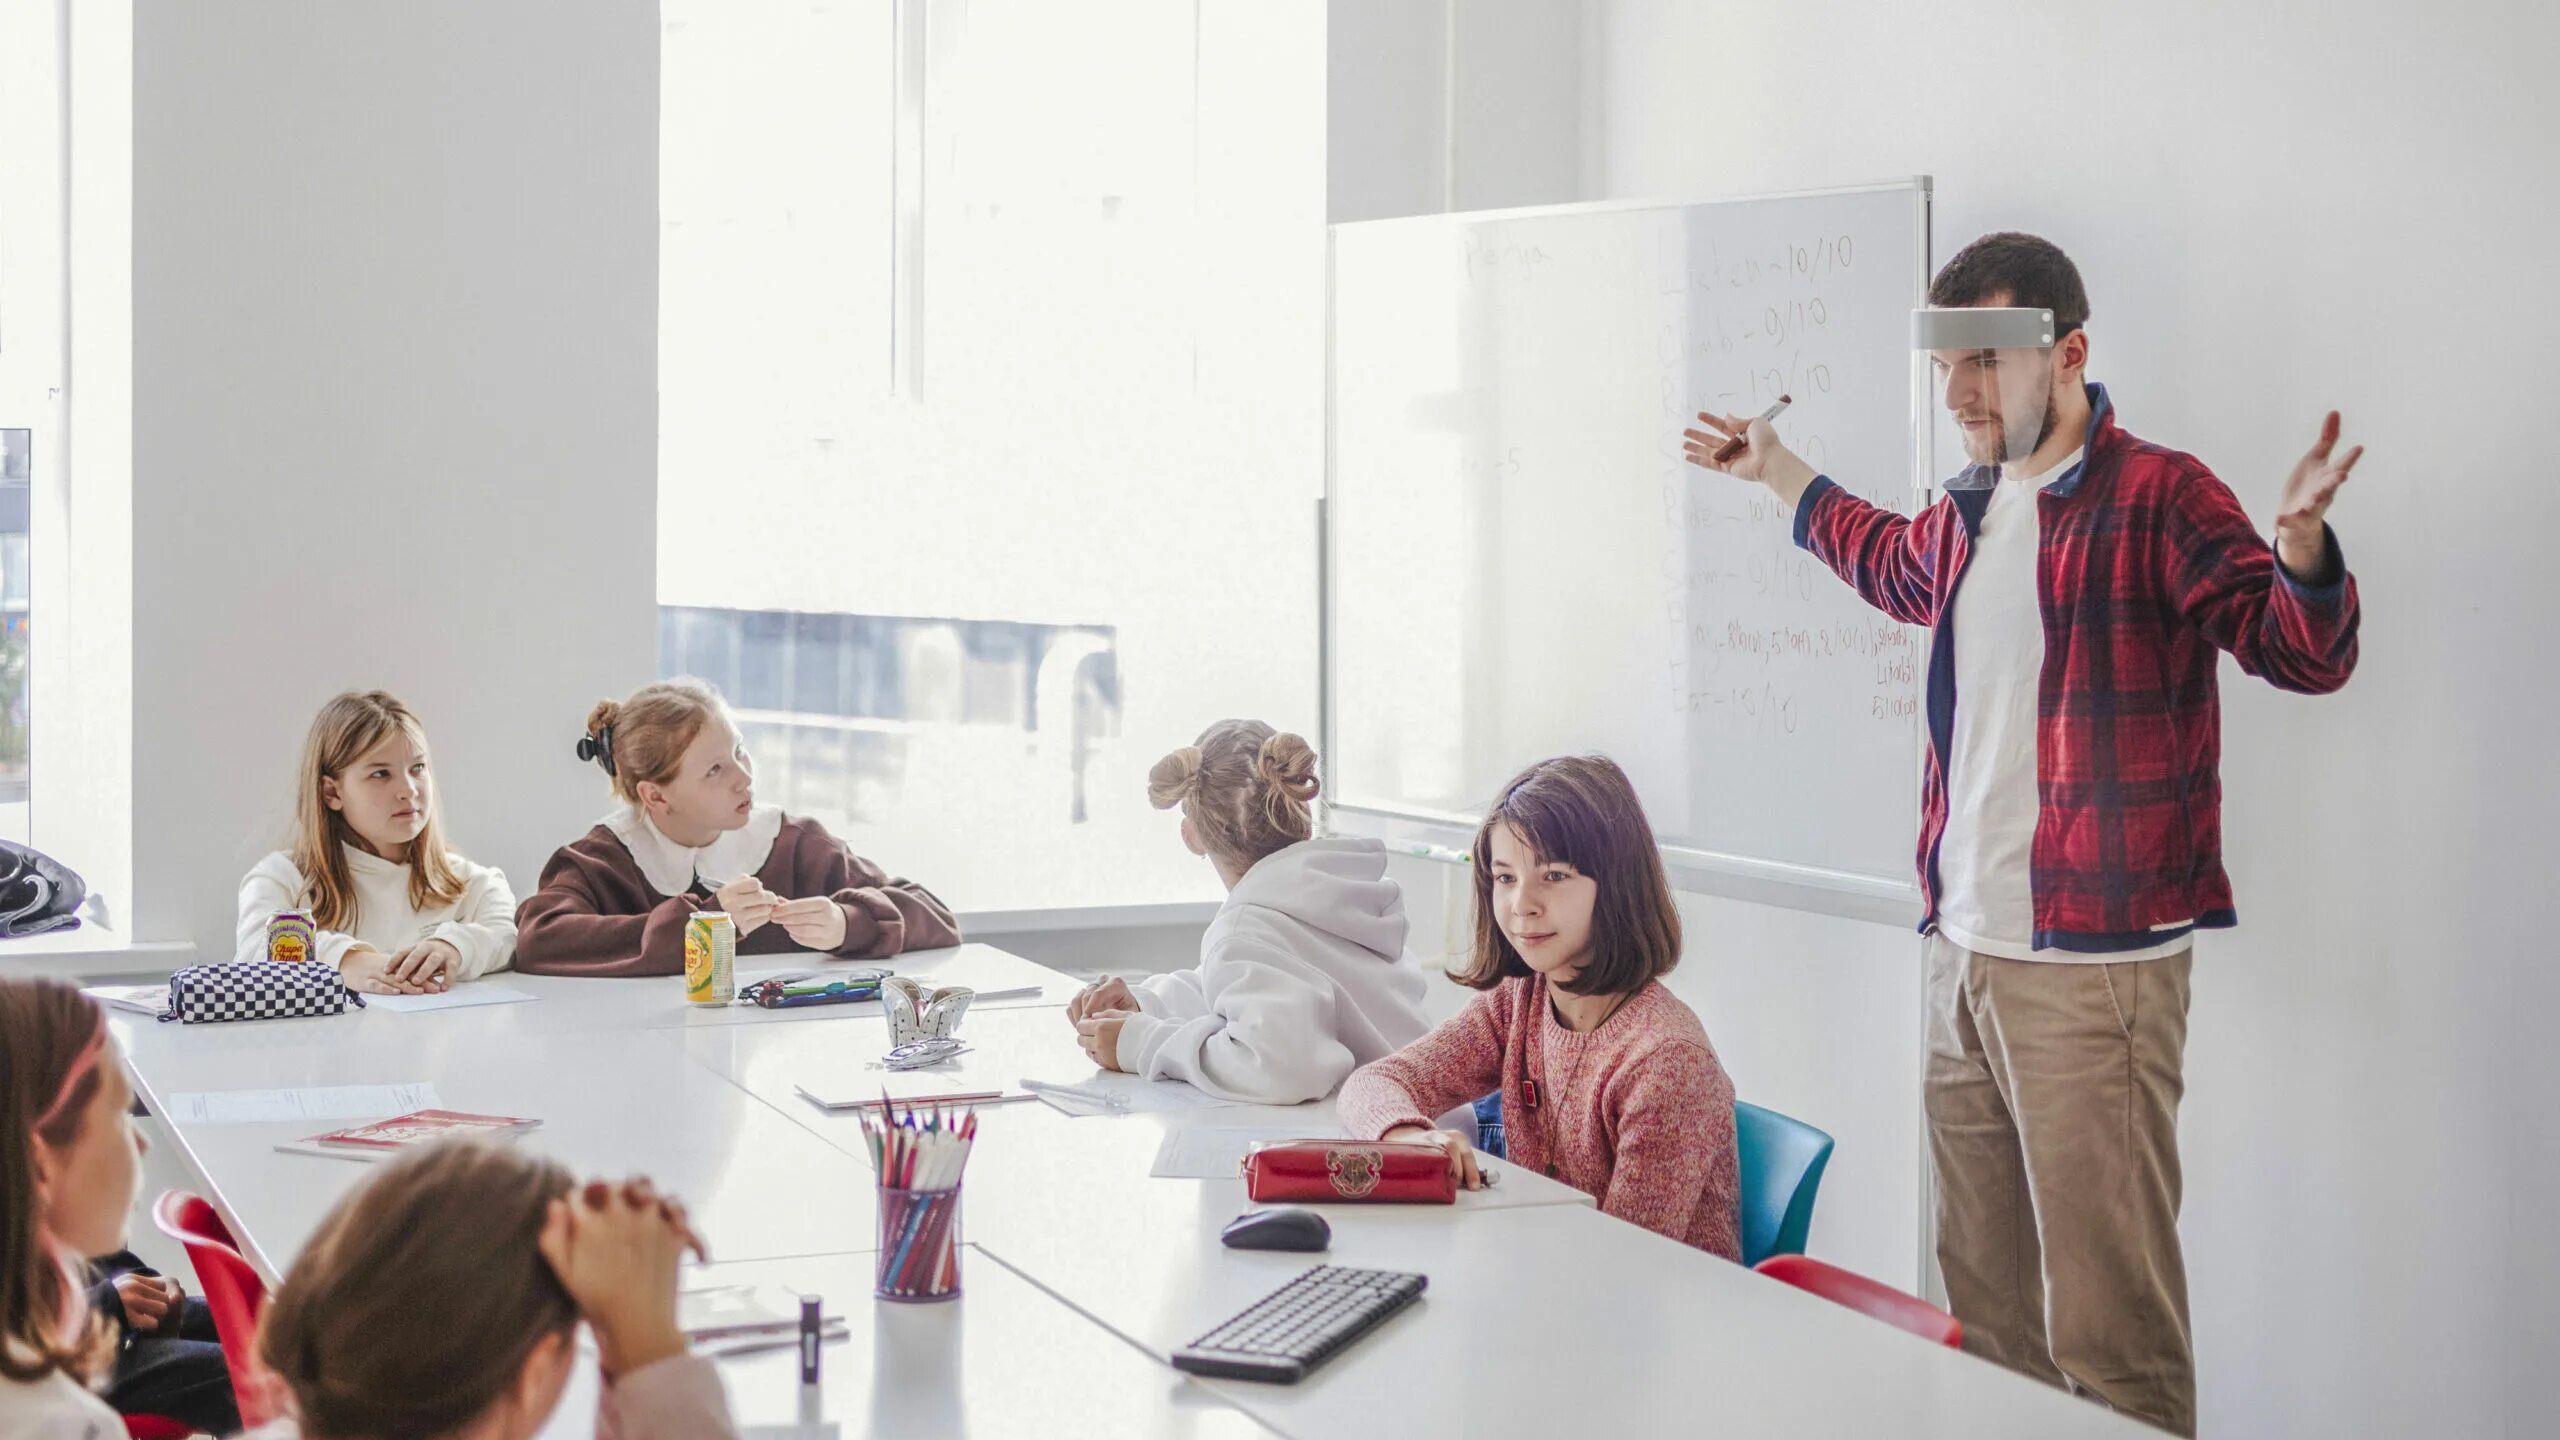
[
  {"left": 966, "top": 985, "right": 1043, "bottom": 1002},
  {"left": 857, "top": 1091, "right": 1008, "bottom": 1109},
  {"left": 799, "top": 1296, "right": 821, "bottom": 1384},
  {"left": 1019, "top": 1078, "right": 1131, "bottom": 1111}
]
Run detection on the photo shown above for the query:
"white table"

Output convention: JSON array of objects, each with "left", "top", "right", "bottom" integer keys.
[
  {"left": 109, "top": 946, "right": 1083, "bottom": 1279},
  {"left": 461, "top": 942, "right": 1072, "bottom": 1038},
  {"left": 112, "top": 1016, "right": 880, "bottom": 1280},
  {"left": 540, "top": 1248, "right": 1279, "bottom": 1440},
  {"left": 982, "top": 1204, "right": 2160, "bottom": 1438},
  {"left": 113, "top": 940, "right": 2156, "bottom": 1439},
  {"left": 673, "top": 1005, "right": 1595, "bottom": 1250}
]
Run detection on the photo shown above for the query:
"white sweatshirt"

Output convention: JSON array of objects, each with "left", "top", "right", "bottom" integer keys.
[
  {"left": 235, "top": 845, "right": 518, "bottom": 979},
  {"left": 0, "top": 1363, "right": 120, "bottom": 1440},
  {"left": 1117, "top": 837, "right": 1431, "bottom": 1105}
]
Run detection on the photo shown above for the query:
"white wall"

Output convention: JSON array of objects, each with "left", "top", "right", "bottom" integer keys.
[
  {"left": 1588, "top": 2, "right": 2560, "bottom": 1434},
  {"left": 1328, "top": 0, "right": 1585, "bottom": 222},
  {"left": 130, "top": 2, "right": 659, "bottom": 956}
]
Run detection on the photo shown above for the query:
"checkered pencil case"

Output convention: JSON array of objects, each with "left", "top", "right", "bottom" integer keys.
[{"left": 159, "top": 961, "right": 364, "bottom": 1023}]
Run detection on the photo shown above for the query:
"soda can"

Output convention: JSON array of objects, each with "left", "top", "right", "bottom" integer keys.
[
  {"left": 684, "top": 911, "right": 737, "bottom": 1006},
  {"left": 267, "top": 911, "right": 317, "bottom": 964}
]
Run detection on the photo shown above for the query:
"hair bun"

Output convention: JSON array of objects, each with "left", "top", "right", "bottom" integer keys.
[
  {"left": 1256, "top": 732, "right": 1320, "bottom": 801},
  {"left": 584, "top": 699, "right": 621, "bottom": 735},
  {"left": 1147, "top": 745, "right": 1205, "bottom": 810}
]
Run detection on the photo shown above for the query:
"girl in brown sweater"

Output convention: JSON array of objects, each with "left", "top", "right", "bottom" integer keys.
[{"left": 515, "top": 680, "right": 958, "bottom": 976}]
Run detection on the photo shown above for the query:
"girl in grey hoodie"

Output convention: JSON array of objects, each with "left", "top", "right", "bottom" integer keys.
[{"left": 1068, "top": 720, "right": 1433, "bottom": 1105}]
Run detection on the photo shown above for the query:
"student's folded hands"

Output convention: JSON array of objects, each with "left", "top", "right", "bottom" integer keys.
[
  {"left": 1067, "top": 975, "right": 1138, "bottom": 1023},
  {"left": 341, "top": 944, "right": 442, "bottom": 995},
  {"left": 539, "top": 1175, "right": 708, "bottom": 1380},
  {"left": 112, "top": 1271, "right": 182, "bottom": 1332},
  {"left": 1075, "top": 1013, "right": 1130, "bottom": 1072},
  {"left": 386, "top": 938, "right": 459, "bottom": 990}
]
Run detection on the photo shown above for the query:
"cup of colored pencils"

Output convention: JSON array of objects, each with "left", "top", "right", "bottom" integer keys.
[{"left": 862, "top": 1094, "right": 976, "bottom": 1303}]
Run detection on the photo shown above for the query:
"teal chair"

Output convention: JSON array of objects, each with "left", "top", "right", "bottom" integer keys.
[{"left": 1735, "top": 1101, "right": 1833, "bottom": 1268}]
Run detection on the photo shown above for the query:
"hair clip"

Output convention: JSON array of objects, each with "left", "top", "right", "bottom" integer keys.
[{"left": 574, "top": 724, "right": 618, "bottom": 777}]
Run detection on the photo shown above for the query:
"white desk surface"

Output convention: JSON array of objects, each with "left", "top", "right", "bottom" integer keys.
[
  {"left": 675, "top": 1005, "right": 1595, "bottom": 1248},
  {"left": 474, "top": 942, "right": 1073, "bottom": 1037},
  {"left": 115, "top": 941, "right": 2152, "bottom": 1439},
  {"left": 541, "top": 1248, "right": 1277, "bottom": 1440},
  {"left": 984, "top": 1204, "right": 2157, "bottom": 1439},
  {"left": 113, "top": 1017, "right": 878, "bottom": 1281}
]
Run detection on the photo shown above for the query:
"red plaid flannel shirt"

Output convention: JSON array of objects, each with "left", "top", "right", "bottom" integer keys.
[{"left": 1794, "top": 384, "right": 2361, "bottom": 951}]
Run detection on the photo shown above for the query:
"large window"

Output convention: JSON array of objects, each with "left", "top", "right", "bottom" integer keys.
[
  {"left": 0, "top": 432, "right": 27, "bottom": 838},
  {"left": 660, "top": 3, "right": 1324, "bottom": 912},
  {"left": 0, "top": 0, "right": 64, "bottom": 849}
]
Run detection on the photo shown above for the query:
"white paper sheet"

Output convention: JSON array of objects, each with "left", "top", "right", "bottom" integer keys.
[
  {"left": 1023, "top": 1072, "right": 1242, "bottom": 1117},
  {"left": 366, "top": 983, "right": 536, "bottom": 1013},
  {"left": 163, "top": 1082, "right": 440, "bottom": 1125},
  {"left": 793, "top": 1073, "right": 1034, "bottom": 1110},
  {"left": 1148, "top": 1126, "right": 1310, "bottom": 1179},
  {"left": 81, "top": 984, "right": 166, "bottom": 1016}
]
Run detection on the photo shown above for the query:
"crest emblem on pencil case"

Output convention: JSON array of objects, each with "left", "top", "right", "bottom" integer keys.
[{"left": 1325, "top": 1146, "right": 1385, "bottom": 1199}]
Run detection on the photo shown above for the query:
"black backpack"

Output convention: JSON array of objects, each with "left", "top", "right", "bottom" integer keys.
[{"left": 0, "top": 840, "right": 86, "bottom": 937}]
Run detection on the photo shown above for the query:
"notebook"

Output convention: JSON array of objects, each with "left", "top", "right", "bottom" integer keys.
[
  {"left": 275, "top": 1108, "right": 540, "bottom": 1162},
  {"left": 681, "top": 1283, "right": 830, "bottom": 1339}
]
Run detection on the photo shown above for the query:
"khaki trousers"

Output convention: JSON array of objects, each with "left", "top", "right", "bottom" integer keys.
[{"left": 1926, "top": 935, "right": 2197, "bottom": 1437}]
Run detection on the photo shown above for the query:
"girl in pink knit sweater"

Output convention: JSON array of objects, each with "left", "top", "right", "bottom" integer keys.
[{"left": 1337, "top": 755, "right": 1742, "bottom": 1260}]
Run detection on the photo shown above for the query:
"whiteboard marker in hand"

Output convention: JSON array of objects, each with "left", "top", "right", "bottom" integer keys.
[{"left": 1712, "top": 395, "right": 1790, "bottom": 466}]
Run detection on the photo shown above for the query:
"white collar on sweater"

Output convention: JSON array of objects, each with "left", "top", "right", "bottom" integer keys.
[
  {"left": 342, "top": 841, "right": 463, "bottom": 881},
  {"left": 342, "top": 842, "right": 407, "bottom": 881},
  {"left": 601, "top": 802, "right": 784, "bottom": 898}
]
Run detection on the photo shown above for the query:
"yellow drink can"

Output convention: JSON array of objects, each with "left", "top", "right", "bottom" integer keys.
[
  {"left": 684, "top": 912, "right": 736, "bottom": 1005},
  {"left": 267, "top": 912, "right": 316, "bottom": 964}
]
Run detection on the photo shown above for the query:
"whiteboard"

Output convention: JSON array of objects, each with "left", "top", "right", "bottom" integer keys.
[{"left": 1324, "top": 183, "right": 1929, "bottom": 902}]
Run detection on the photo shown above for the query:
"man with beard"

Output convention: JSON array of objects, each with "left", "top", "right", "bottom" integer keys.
[{"left": 1684, "top": 232, "right": 2365, "bottom": 1437}]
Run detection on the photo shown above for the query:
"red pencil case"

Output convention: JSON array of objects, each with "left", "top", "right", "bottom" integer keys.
[{"left": 1240, "top": 1139, "right": 1457, "bottom": 1204}]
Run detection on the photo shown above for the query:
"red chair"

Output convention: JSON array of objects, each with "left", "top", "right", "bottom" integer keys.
[
  {"left": 151, "top": 1191, "right": 280, "bottom": 1428},
  {"left": 1755, "top": 1253, "right": 1964, "bottom": 1349},
  {"left": 123, "top": 1418, "right": 194, "bottom": 1439}
]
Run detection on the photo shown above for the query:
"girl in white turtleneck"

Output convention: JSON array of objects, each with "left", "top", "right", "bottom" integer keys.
[{"left": 234, "top": 691, "right": 517, "bottom": 994}]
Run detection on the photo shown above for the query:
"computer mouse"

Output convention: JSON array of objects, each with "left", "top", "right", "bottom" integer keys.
[{"left": 1221, "top": 1206, "right": 1332, "bottom": 1252}]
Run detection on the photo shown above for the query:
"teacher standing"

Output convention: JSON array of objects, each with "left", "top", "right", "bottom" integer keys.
[{"left": 1686, "top": 233, "right": 2363, "bottom": 1438}]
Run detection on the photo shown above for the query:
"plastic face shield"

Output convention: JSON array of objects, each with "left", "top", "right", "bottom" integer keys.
[{"left": 1915, "top": 306, "right": 2063, "bottom": 488}]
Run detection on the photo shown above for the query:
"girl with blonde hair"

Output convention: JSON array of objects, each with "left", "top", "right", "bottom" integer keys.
[{"left": 236, "top": 691, "right": 517, "bottom": 993}]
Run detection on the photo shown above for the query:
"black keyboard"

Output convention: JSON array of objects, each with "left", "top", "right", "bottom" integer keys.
[{"left": 1171, "top": 1265, "right": 1428, "bottom": 1383}]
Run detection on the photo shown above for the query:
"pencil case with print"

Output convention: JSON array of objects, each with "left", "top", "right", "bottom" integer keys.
[{"left": 1240, "top": 1139, "right": 1457, "bottom": 1204}]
